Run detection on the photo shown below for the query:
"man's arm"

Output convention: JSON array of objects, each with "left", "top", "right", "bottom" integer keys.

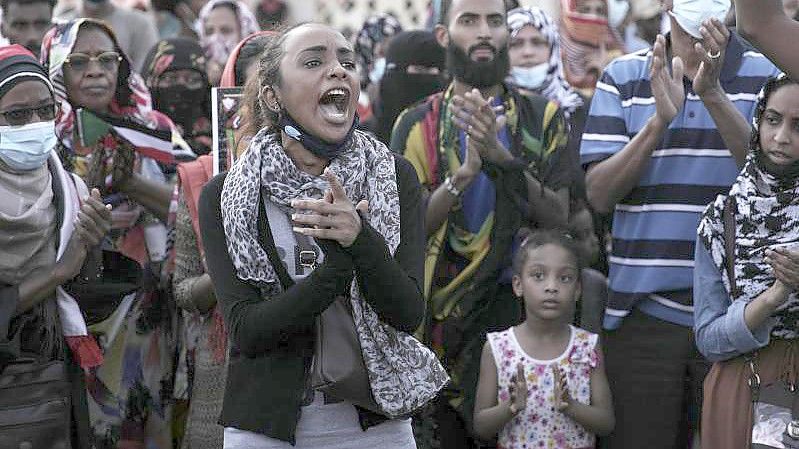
[
  {"left": 584, "top": 35, "right": 685, "bottom": 213},
  {"left": 736, "top": 0, "right": 799, "bottom": 80},
  {"left": 586, "top": 116, "right": 668, "bottom": 213}
]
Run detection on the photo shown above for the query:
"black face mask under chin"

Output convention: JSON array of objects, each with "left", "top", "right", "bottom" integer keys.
[{"left": 277, "top": 109, "right": 359, "bottom": 160}]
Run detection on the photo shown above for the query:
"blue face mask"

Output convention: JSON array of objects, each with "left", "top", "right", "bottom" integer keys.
[
  {"left": 509, "top": 63, "right": 550, "bottom": 90},
  {"left": 369, "top": 57, "right": 387, "bottom": 85},
  {"left": 0, "top": 120, "right": 56, "bottom": 171}
]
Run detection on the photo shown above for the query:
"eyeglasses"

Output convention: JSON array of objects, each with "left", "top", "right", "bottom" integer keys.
[
  {"left": 0, "top": 104, "right": 57, "bottom": 126},
  {"left": 64, "top": 52, "right": 123, "bottom": 72}
]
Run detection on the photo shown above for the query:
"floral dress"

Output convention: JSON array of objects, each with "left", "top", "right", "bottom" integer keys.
[{"left": 486, "top": 325, "right": 599, "bottom": 449}]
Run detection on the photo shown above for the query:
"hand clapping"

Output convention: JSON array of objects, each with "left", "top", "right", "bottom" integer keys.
[
  {"left": 651, "top": 34, "right": 686, "bottom": 126},
  {"left": 450, "top": 88, "right": 508, "bottom": 164},
  {"left": 552, "top": 365, "right": 574, "bottom": 412},
  {"left": 693, "top": 18, "right": 730, "bottom": 98},
  {"left": 291, "top": 168, "right": 368, "bottom": 248},
  {"left": 508, "top": 363, "right": 528, "bottom": 416}
]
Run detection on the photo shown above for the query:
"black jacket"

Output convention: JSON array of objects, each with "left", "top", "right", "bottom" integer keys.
[{"left": 198, "top": 155, "right": 426, "bottom": 444}]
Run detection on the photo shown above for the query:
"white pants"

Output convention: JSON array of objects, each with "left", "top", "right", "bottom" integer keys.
[{"left": 223, "top": 393, "right": 416, "bottom": 449}]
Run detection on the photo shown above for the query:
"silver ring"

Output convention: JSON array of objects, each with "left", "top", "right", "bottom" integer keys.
[{"left": 707, "top": 50, "right": 721, "bottom": 60}]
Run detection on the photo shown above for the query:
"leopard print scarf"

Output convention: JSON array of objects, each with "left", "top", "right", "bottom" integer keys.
[
  {"left": 221, "top": 128, "right": 448, "bottom": 417},
  {"left": 222, "top": 128, "right": 400, "bottom": 281}
]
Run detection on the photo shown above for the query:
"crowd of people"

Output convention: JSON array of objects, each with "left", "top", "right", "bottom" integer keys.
[{"left": 1, "top": 0, "right": 799, "bottom": 448}]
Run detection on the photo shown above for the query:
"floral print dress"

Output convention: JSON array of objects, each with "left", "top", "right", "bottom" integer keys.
[{"left": 486, "top": 325, "right": 599, "bottom": 449}]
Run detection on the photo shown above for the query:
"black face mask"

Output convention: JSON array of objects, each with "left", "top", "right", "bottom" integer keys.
[
  {"left": 278, "top": 110, "right": 359, "bottom": 160},
  {"left": 446, "top": 40, "right": 510, "bottom": 89},
  {"left": 152, "top": 85, "right": 209, "bottom": 135},
  {"left": 377, "top": 70, "right": 446, "bottom": 142}
]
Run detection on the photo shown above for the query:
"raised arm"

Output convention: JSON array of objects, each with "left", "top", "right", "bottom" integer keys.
[
  {"left": 693, "top": 19, "right": 750, "bottom": 167},
  {"left": 584, "top": 35, "right": 684, "bottom": 213},
  {"left": 736, "top": 0, "right": 799, "bottom": 79}
]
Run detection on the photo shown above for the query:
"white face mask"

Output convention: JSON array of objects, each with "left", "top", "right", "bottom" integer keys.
[
  {"left": 369, "top": 57, "right": 387, "bottom": 84},
  {"left": 608, "top": 0, "right": 630, "bottom": 29},
  {"left": 510, "top": 63, "right": 550, "bottom": 90},
  {"left": 669, "top": 0, "right": 731, "bottom": 39},
  {"left": 0, "top": 120, "right": 56, "bottom": 171}
]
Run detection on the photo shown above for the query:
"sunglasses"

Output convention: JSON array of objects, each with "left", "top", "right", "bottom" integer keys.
[
  {"left": 0, "top": 104, "right": 57, "bottom": 126},
  {"left": 64, "top": 51, "right": 122, "bottom": 72}
]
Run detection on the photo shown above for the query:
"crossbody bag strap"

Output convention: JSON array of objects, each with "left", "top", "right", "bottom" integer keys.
[
  {"left": 722, "top": 195, "right": 739, "bottom": 297},
  {"left": 257, "top": 192, "right": 294, "bottom": 289},
  {"left": 258, "top": 191, "right": 321, "bottom": 289}
]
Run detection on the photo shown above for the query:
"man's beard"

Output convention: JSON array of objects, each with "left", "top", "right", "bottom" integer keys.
[{"left": 446, "top": 40, "right": 510, "bottom": 89}]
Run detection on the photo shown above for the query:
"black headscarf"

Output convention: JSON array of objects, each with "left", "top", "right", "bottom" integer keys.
[
  {"left": 376, "top": 31, "right": 447, "bottom": 144},
  {"left": 142, "top": 38, "right": 212, "bottom": 153}
]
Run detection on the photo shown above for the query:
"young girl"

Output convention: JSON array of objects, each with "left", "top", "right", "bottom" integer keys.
[{"left": 473, "top": 230, "right": 614, "bottom": 448}]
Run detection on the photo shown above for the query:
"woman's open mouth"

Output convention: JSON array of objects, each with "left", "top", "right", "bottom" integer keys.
[{"left": 318, "top": 87, "right": 351, "bottom": 125}]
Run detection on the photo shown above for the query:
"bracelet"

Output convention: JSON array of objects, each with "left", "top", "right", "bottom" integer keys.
[{"left": 443, "top": 176, "right": 461, "bottom": 197}]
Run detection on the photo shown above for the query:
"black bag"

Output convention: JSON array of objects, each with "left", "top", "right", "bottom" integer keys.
[
  {"left": 64, "top": 249, "right": 142, "bottom": 325},
  {"left": 0, "top": 312, "right": 72, "bottom": 449},
  {"left": 721, "top": 196, "right": 799, "bottom": 448}
]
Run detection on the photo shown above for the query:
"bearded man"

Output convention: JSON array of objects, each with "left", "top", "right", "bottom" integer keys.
[{"left": 390, "top": 0, "right": 574, "bottom": 446}]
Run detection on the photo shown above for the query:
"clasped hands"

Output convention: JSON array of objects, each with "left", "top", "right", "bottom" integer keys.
[{"left": 291, "top": 168, "right": 367, "bottom": 248}]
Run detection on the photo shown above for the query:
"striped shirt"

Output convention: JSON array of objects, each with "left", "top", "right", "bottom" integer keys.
[{"left": 580, "top": 33, "right": 780, "bottom": 329}]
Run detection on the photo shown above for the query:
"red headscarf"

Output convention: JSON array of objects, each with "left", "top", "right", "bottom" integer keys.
[{"left": 219, "top": 30, "right": 278, "bottom": 87}]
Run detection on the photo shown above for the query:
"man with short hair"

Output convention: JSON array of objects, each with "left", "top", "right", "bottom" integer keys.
[
  {"left": 580, "top": 0, "right": 780, "bottom": 446},
  {"left": 1, "top": 0, "right": 54, "bottom": 56},
  {"left": 391, "top": 0, "right": 573, "bottom": 446}
]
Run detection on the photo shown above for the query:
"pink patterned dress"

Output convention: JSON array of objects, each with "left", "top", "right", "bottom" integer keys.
[{"left": 486, "top": 325, "right": 599, "bottom": 449}]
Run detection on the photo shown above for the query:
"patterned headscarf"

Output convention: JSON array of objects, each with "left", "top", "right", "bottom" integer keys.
[
  {"left": 354, "top": 13, "right": 403, "bottom": 86},
  {"left": 559, "top": 0, "right": 622, "bottom": 89},
  {"left": 40, "top": 19, "right": 176, "bottom": 147},
  {"left": 698, "top": 74, "right": 799, "bottom": 339},
  {"left": 141, "top": 37, "right": 208, "bottom": 89},
  {"left": 507, "top": 7, "right": 584, "bottom": 118},
  {"left": 196, "top": 0, "right": 259, "bottom": 41}
]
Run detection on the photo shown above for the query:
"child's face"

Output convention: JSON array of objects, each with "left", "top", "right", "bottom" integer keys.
[
  {"left": 571, "top": 209, "right": 600, "bottom": 266},
  {"left": 512, "top": 243, "right": 581, "bottom": 322}
]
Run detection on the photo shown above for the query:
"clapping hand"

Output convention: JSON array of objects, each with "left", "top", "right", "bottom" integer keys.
[
  {"left": 291, "top": 168, "right": 368, "bottom": 248},
  {"left": 651, "top": 34, "right": 685, "bottom": 127},
  {"left": 766, "top": 247, "right": 799, "bottom": 291},
  {"left": 693, "top": 18, "right": 730, "bottom": 98},
  {"left": 508, "top": 363, "right": 528, "bottom": 416},
  {"left": 58, "top": 188, "right": 113, "bottom": 281},
  {"left": 552, "top": 365, "right": 574, "bottom": 412},
  {"left": 450, "top": 89, "right": 509, "bottom": 164}
]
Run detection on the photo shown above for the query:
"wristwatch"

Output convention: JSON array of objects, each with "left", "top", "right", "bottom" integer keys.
[{"left": 443, "top": 176, "right": 462, "bottom": 197}]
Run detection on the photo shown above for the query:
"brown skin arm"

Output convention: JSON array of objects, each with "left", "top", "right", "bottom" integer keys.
[
  {"left": 15, "top": 188, "right": 112, "bottom": 315},
  {"left": 736, "top": 0, "right": 799, "bottom": 79},
  {"left": 557, "top": 344, "right": 615, "bottom": 436},
  {"left": 473, "top": 341, "right": 519, "bottom": 441},
  {"left": 585, "top": 116, "right": 668, "bottom": 213},
  {"left": 118, "top": 173, "right": 173, "bottom": 223}
]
